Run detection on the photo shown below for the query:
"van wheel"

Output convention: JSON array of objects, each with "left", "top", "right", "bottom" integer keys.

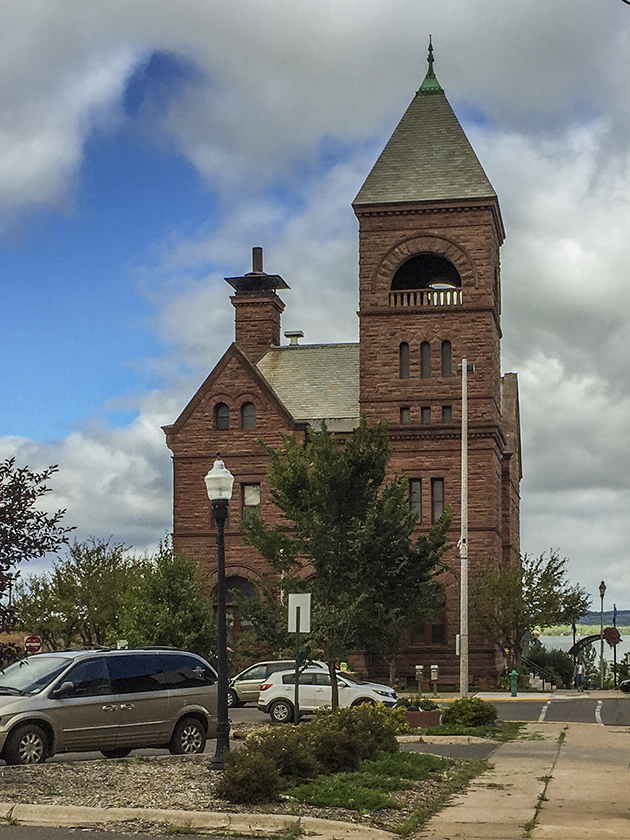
[
  {"left": 101, "top": 748, "right": 132, "bottom": 758},
  {"left": 227, "top": 689, "right": 240, "bottom": 708},
  {"left": 169, "top": 717, "right": 206, "bottom": 755},
  {"left": 269, "top": 699, "right": 293, "bottom": 723},
  {"left": 4, "top": 724, "right": 49, "bottom": 765}
]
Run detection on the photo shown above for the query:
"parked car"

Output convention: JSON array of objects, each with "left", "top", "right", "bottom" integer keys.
[
  {"left": 620, "top": 679, "right": 630, "bottom": 693},
  {"left": 257, "top": 668, "right": 398, "bottom": 722},
  {"left": 227, "top": 659, "right": 326, "bottom": 707},
  {"left": 0, "top": 647, "right": 218, "bottom": 766}
]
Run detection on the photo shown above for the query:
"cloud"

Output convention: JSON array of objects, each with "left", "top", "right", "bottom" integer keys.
[{"left": 2, "top": 0, "right": 630, "bottom": 608}]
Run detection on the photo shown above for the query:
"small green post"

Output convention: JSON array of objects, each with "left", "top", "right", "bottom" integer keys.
[{"left": 509, "top": 669, "right": 519, "bottom": 697}]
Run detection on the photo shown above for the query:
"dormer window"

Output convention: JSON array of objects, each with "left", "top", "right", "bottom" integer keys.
[
  {"left": 241, "top": 402, "right": 256, "bottom": 430},
  {"left": 215, "top": 403, "right": 230, "bottom": 430}
]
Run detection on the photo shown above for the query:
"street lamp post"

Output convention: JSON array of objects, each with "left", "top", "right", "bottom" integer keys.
[
  {"left": 599, "top": 580, "right": 606, "bottom": 690},
  {"left": 457, "top": 358, "right": 474, "bottom": 699},
  {"left": 204, "top": 454, "right": 234, "bottom": 770}
]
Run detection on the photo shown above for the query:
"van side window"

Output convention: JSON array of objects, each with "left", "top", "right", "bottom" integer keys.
[
  {"left": 65, "top": 657, "right": 112, "bottom": 697},
  {"left": 158, "top": 654, "right": 218, "bottom": 689},
  {"left": 107, "top": 654, "right": 166, "bottom": 693}
]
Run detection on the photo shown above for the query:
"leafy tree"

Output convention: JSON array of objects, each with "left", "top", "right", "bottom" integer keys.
[
  {"left": 470, "top": 551, "right": 590, "bottom": 667},
  {"left": 119, "top": 542, "right": 217, "bottom": 658},
  {"left": 0, "top": 458, "right": 73, "bottom": 658},
  {"left": 14, "top": 538, "right": 142, "bottom": 648},
  {"left": 241, "top": 417, "right": 450, "bottom": 704}
]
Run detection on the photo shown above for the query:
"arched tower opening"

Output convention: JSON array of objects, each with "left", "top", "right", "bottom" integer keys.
[{"left": 391, "top": 253, "right": 461, "bottom": 291}]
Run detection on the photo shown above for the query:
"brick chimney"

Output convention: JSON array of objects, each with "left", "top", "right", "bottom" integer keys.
[{"left": 226, "top": 248, "right": 289, "bottom": 363}]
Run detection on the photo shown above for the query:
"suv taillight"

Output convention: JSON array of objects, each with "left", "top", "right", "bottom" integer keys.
[{"left": 259, "top": 682, "right": 273, "bottom": 691}]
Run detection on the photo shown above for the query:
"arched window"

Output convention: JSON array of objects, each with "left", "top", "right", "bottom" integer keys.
[
  {"left": 441, "top": 340, "right": 452, "bottom": 378},
  {"left": 241, "top": 402, "right": 256, "bottom": 430},
  {"left": 215, "top": 403, "right": 230, "bottom": 430},
  {"left": 391, "top": 253, "right": 461, "bottom": 291},
  {"left": 420, "top": 342, "right": 431, "bottom": 379},
  {"left": 399, "top": 342, "right": 410, "bottom": 379}
]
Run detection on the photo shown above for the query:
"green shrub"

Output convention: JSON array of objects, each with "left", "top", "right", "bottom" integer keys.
[
  {"left": 216, "top": 703, "right": 409, "bottom": 805},
  {"left": 440, "top": 697, "right": 497, "bottom": 728},
  {"left": 309, "top": 703, "right": 407, "bottom": 760},
  {"left": 395, "top": 695, "right": 439, "bottom": 711},
  {"left": 214, "top": 749, "right": 282, "bottom": 804},
  {"left": 245, "top": 725, "right": 318, "bottom": 785},
  {"left": 305, "top": 726, "right": 362, "bottom": 774}
]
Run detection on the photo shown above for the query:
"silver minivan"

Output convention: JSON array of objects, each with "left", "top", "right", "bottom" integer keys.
[{"left": 0, "top": 648, "right": 218, "bottom": 765}]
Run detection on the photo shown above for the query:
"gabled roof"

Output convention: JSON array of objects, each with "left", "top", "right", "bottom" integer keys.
[
  {"left": 163, "top": 343, "right": 295, "bottom": 436},
  {"left": 354, "top": 48, "right": 497, "bottom": 207},
  {"left": 256, "top": 343, "right": 359, "bottom": 431}
]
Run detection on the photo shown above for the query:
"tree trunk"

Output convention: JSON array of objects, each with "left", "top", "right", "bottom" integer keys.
[
  {"left": 387, "top": 656, "right": 397, "bottom": 688},
  {"left": 329, "top": 662, "right": 339, "bottom": 709}
]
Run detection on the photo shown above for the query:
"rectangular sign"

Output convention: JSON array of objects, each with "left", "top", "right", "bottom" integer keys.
[{"left": 288, "top": 593, "right": 311, "bottom": 633}]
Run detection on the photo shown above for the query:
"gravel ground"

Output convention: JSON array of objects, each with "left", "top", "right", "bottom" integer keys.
[{"left": 0, "top": 727, "right": 483, "bottom": 836}]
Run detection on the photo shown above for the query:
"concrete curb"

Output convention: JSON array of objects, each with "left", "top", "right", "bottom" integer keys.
[{"left": 0, "top": 802, "right": 396, "bottom": 840}]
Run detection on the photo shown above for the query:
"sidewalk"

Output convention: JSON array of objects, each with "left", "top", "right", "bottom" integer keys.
[{"left": 419, "top": 720, "right": 630, "bottom": 839}]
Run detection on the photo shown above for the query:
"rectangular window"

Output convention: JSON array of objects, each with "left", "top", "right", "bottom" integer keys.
[
  {"left": 431, "top": 478, "right": 444, "bottom": 523},
  {"left": 442, "top": 405, "right": 452, "bottom": 423},
  {"left": 431, "top": 623, "right": 445, "bottom": 644},
  {"left": 421, "top": 406, "right": 431, "bottom": 425},
  {"left": 243, "top": 483, "right": 261, "bottom": 520},
  {"left": 409, "top": 479, "right": 421, "bottom": 520},
  {"left": 400, "top": 406, "right": 411, "bottom": 425}
]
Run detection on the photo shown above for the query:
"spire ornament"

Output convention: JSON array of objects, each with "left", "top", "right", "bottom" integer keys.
[{"left": 418, "top": 35, "right": 442, "bottom": 94}]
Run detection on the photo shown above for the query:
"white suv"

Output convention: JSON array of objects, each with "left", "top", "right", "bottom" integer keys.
[{"left": 257, "top": 668, "right": 397, "bottom": 722}]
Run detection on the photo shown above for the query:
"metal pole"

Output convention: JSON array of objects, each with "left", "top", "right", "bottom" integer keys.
[
  {"left": 460, "top": 357, "right": 469, "bottom": 699},
  {"left": 599, "top": 581, "right": 606, "bottom": 690},
  {"left": 613, "top": 603, "right": 617, "bottom": 688},
  {"left": 294, "top": 605, "right": 301, "bottom": 725},
  {"left": 209, "top": 499, "right": 230, "bottom": 769}
]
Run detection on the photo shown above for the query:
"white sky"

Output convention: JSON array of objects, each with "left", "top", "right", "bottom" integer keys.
[{"left": 1, "top": 0, "right": 630, "bottom": 610}]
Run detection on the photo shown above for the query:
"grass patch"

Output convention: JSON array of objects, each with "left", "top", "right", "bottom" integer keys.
[
  {"left": 289, "top": 774, "right": 402, "bottom": 813},
  {"left": 289, "top": 752, "right": 451, "bottom": 813},
  {"left": 362, "top": 751, "right": 450, "bottom": 781},
  {"left": 421, "top": 720, "right": 523, "bottom": 742},
  {"left": 288, "top": 750, "right": 481, "bottom": 820}
]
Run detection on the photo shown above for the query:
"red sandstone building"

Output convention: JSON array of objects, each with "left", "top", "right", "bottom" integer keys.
[{"left": 163, "top": 49, "right": 521, "bottom": 687}]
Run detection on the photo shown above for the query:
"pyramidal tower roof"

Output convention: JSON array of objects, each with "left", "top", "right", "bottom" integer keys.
[{"left": 354, "top": 39, "right": 497, "bottom": 207}]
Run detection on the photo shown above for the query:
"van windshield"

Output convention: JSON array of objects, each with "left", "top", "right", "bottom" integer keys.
[{"left": 0, "top": 656, "right": 72, "bottom": 694}]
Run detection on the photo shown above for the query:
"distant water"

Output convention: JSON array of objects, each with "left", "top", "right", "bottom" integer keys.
[{"left": 538, "top": 633, "right": 630, "bottom": 663}]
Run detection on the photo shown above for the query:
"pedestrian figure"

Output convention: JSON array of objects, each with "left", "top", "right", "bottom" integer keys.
[{"left": 575, "top": 659, "right": 585, "bottom": 691}]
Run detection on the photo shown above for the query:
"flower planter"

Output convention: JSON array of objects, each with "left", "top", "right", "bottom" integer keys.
[{"left": 405, "top": 710, "right": 441, "bottom": 729}]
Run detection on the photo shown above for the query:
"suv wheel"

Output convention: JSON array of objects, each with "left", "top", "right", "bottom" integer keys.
[
  {"left": 269, "top": 699, "right": 293, "bottom": 723},
  {"left": 4, "top": 724, "right": 49, "bottom": 765},
  {"left": 169, "top": 716, "right": 206, "bottom": 755},
  {"left": 227, "top": 688, "right": 240, "bottom": 708}
]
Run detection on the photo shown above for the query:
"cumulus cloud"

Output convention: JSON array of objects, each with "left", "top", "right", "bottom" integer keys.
[{"left": 2, "top": 0, "right": 630, "bottom": 606}]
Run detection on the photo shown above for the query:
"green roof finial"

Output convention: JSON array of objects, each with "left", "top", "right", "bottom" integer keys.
[{"left": 418, "top": 35, "right": 442, "bottom": 94}]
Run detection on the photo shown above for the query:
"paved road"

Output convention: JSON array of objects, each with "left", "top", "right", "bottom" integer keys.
[{"left": 493, "top": 694, "right": 630, "bottom": 725}]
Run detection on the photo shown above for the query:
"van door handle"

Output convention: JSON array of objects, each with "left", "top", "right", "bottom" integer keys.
[
  {"left": 120, "top": 703, "right": 134, "bottom": 710},
  {"left": 102, "top": 704, "right": 117, "bottom": 711}
]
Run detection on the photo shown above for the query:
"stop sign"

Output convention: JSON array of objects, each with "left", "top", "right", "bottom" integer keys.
[{"left": 24, "top": 634, "right": 42, "bottom": 654}]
